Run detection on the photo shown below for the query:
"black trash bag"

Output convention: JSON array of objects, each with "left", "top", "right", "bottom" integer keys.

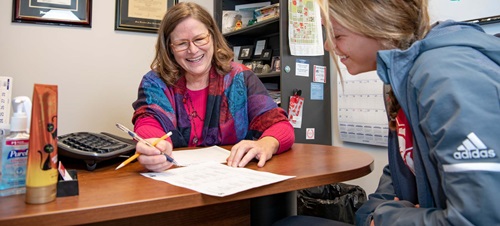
[{"left": 297, "top": 183, "right": 367, "bottom": 225}]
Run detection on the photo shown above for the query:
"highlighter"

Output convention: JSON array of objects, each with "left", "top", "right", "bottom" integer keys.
[{"left": 25, "top": 84, "right": 59, "bottom": 204}]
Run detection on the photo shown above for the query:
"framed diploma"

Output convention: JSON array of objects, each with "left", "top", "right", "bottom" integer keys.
[
  {"left": 115, "top": 0, "right": 177, "bottom": 33},
  {"left": 12, "top": 0, "right": 92, "bottom": 27}
]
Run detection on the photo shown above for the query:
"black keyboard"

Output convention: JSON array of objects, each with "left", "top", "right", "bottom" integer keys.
[{"left": 58, "top": 132, "right": 136, "bottom": 171}]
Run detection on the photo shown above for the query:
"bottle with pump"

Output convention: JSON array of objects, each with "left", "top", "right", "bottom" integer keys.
[{"left": 0, "top": 96, "right": 31, "bottom": 197}]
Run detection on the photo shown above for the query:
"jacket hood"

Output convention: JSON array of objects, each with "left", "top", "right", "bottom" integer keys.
[{"left": 376, "top": 20, "right": 500, "bottom": 112}]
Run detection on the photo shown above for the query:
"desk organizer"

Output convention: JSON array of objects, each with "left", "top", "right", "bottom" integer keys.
[{"left": 56, "top": 169, "right": 79, "bottom": 197}]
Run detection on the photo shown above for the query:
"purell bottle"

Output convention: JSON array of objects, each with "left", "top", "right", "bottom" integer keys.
[{"left": 0, "top": 96, "right": 31, "bottom": 196}]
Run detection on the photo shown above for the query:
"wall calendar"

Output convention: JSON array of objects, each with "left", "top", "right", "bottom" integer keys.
[{"left": 337, "top": 65, "right": 388, "bottom": 147}]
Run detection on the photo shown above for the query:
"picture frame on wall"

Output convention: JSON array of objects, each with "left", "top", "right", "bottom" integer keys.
[
  {"left": 115, "top": 0, "right": 177, "bottom": 33},
  {"left": 238, "top": 46, "right": 254, "bottom": 60},
  {"left": 12, "top": 0, "right": 92, "bottom": 27}
]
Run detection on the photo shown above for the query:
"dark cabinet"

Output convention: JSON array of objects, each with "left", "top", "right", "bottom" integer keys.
[{"left": 214, "top": 0, "right": 332, "bottom": 145}]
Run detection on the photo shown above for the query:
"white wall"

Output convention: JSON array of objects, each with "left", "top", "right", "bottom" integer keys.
[{"left": 428, "top": 0, "right": 500, "bottom": 23}]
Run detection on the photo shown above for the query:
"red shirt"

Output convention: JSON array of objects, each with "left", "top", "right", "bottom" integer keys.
[{"left": 396, "top": 109, "right": 415, "bottom": 174}]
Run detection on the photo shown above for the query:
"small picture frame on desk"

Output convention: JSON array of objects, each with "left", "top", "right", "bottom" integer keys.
[
  {"left": 253, "top": 39, "right": 268, "bottom": 57},
  {"left": 115, "top": 0, "right": 177, "bottom": 33},
  {"left": 260, "top": 49, "right": 272, "bottom": 60},
  {"left": 12, "top": 0, "right": 92, "bottom": 27},
  {"left": 271, "top": 56, "right": 281, "bottom": 72},
  {"left": 238, "top": 46, "right": 254, "bottom": 60}
]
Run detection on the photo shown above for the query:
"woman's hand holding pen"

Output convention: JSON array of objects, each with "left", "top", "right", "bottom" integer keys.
[{"left": 136, "top": 138, "right": 174, "bottom": 172}]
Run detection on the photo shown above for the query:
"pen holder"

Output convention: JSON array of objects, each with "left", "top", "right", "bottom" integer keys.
[{"left": 56, "top": 169, "right": 79, "bottom": 197}]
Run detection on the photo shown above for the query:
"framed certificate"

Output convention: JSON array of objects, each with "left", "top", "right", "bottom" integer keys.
[
  {"left": 115, "top": 0, "right": 177, "bottom": 33},
  {"left": 12, "top": 0, "right": 92, "bottom": 27}
]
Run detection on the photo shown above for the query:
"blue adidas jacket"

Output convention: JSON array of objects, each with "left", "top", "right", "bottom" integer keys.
[{"left": 356, "top": 21, "right": 500, "bottom": 226}]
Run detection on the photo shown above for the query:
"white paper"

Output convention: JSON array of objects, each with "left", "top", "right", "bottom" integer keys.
[
  {"left": 41, "top": 10, "right": 80, "bottom": 21},
  {"left": 288, "top": 0, "right": 324, "bottom": 56},
  {"left": 172, "top": 146, "right": 230, "bottom": 166},
  {"left": 254, "top": 40, "right": 267, "bottom": 56},
  {"left": 306, "top": 128, "right": 315, "bottom": 140},
  {"left": 295, "top": 60, "right": 309, "bottom": 77},
  {"left": 313, "top": 65, "right": 326, "bottom": 83},
  {"left": 142, "top": 161, "right": 295, "bottom": 197}
]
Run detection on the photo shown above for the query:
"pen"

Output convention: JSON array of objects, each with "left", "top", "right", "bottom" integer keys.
[
  {"left": 115, "top": 123, "right": 176, "bottom": 170},
  {"left": 115, "top": 131, "right": 173, "bottom": 170}
]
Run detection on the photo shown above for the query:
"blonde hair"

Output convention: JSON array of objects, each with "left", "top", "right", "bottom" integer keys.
[
  {"left": 319, "top": 0, "right": 431, "bottom": 130},
  {"left": 320, "top": 0, "right": 430, "bottom": 49},
  {"left": 152, "top": 2, "right": 233, "bottom": 86}
]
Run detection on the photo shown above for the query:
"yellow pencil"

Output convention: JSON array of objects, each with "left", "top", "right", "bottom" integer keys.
[{"left": 115, "top": 131, "right": 173, "bottom": 170}]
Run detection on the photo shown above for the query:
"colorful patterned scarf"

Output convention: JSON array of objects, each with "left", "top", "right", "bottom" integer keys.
[{"left": 132, "top": 62, "right": 288, "bottom": 147}]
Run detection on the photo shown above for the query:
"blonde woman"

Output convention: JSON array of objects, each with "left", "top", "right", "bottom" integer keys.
[{"left": 275, "top": 0, "right": 500, "bottom": 225}]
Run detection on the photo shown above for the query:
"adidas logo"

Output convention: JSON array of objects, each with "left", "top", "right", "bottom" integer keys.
[{"left": 453, "top": 132, "right": 496, "bottom": 160}]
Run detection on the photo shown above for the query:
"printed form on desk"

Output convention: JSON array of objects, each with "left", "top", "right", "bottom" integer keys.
[
  {"left": 171, "top": 146, "right": 231, "bottom": 166},
  {"left": 141, "top": 146, "right": 295, "bottom": 197}
]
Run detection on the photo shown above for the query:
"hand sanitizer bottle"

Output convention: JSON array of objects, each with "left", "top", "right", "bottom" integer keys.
[{"left": 0, "top": 96, "right": 31, "bottom": 197}]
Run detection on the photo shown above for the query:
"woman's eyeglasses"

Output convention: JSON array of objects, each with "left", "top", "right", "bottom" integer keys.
[{"left": 170, "top": 33, "right": 211, "bottom": 52}]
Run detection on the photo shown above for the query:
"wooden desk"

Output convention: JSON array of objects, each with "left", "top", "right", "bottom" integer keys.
[{"left": 0, "top": 143, "right": 373, "bottom": 225}]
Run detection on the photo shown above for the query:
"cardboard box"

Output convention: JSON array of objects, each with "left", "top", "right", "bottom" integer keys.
[{"left": 255, "top": 3, "right": 279, "bottom": 22}]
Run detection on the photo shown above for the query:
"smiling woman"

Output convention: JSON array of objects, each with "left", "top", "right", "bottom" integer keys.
[
  {"left": 326, "top": 18, "right": 382, "bottom": 75},
  {"left": 131, "top": 2, "right": 295, "bottom": 173},
  {"left": 169, "top": 17, "right": 215, "bottom": 86}
]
